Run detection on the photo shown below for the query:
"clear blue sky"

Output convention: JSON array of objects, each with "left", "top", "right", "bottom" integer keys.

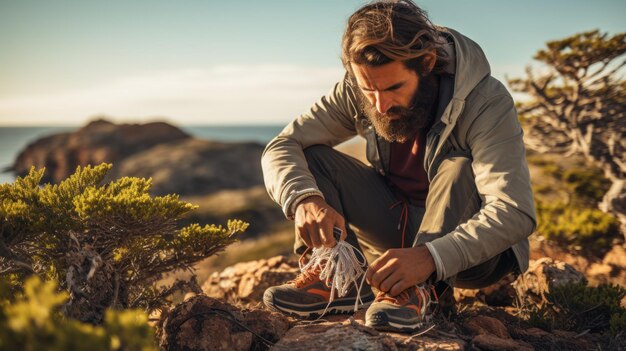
[{"left": 0, "top": 0, "right": 624, "bottom": 126}]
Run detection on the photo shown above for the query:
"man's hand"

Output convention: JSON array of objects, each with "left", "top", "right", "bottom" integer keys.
[
  {"left": 294, "top": 196, "right": 347, "bottom": 248},
  {"left": 365, "top": 246, "right": 435, "bottom": 296}
]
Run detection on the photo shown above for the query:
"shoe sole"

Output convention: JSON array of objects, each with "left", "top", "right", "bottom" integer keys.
[
  {"left": 264, "top": 291, "right": 375, "bottom": 319},
  {"left": 365, "top": 313, "right": 430, "bottom": 333}
]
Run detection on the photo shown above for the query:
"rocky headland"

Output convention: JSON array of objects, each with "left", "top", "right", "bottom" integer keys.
[{"left": 9, "top": 118, "right": 284, "bottom": 239}]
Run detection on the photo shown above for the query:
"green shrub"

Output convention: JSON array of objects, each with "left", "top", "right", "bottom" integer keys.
[
  {"left": 0, "top": 275, "right": 156, "bottom": 351},
  {"left": 523, "top": 281, "right": 626, "bottom": 335},
  {"left": 536, "top": 200, "right": 620, "bottom": 253},
  {"left": 610, "top": 311, "right": 626, "bottom": 336},
  {"left": 534, "top": 161, "right": 611, "bottom": 206},
  {"left": 549, "top": 282, "right": 626, "bottom": 333},
  {"left": 0, "top": 164, "right": 248, "bottom": 323}
]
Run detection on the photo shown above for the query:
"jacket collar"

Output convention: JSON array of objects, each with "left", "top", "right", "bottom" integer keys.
[{"left": 436, "top": 27, "right": 491, "bottom": 126}]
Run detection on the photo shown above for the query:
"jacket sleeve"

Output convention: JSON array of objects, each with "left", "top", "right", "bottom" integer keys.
[
  {"left": 428, "top": 93, "right": 537, "bottom": 280},
  {"left": 261, "top": 78, "right": 360, "bottom": 218}
]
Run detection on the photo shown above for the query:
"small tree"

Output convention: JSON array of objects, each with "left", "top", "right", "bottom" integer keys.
[
  {"left": 508, "top": 30, "right": 626, "bottom": 237},
  {"left": 0, "top": 164, "right": 247, "bottom": 323}
]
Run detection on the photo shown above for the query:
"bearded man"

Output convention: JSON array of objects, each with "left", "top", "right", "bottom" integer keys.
[{"left": 261, "top": 0, "right": 536, "bottom": 332}]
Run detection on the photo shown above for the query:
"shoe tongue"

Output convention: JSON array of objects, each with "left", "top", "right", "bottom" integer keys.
[{"left": 293, "top": 267, "right": 322, "bottom": 287}]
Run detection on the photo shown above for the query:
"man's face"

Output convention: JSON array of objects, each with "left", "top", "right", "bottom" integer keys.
[{"left": 350, "top": 60, "right": 437, "bottom": 143}]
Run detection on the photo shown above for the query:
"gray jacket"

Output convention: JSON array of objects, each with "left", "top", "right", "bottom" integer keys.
[{"left": 261, "top": 27, "right": 537, "bottom": 280}]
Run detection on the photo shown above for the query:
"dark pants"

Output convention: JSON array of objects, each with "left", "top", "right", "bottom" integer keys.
[{"left": 297, "top": 145, "right": 518, "bottom": 289}]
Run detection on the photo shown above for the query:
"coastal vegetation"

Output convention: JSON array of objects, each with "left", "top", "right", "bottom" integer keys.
[{"left": 0, "top": 164, "right": 246, "bottom": 349}]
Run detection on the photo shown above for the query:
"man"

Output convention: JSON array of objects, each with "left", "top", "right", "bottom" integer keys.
[{"left": 261, "top": 0, "right": 536, "bottom": 332}]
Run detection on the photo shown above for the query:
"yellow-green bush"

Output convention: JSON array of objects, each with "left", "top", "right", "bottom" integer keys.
[
  {"left": 529, "top": 156, "right": 620, "bottom": 254},
  {"left": 0, "top": 164, "right": 248, "bottom": 323},
  {"left": 0, "top": 276, "right": 156, "bottom": 351},
  {"left": 536, "top": 200, "right": 620, "bottom": 253},
  {"left": 540, "top": 164, "right": 612, "bottom": 205}
]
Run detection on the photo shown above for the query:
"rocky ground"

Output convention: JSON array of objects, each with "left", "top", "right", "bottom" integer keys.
[{"left": 156, "top": 254, "right": 625, "bottom": 350}]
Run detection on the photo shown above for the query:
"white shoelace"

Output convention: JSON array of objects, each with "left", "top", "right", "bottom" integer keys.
[
  {"left": 414, "top": 284, "right": 435, "bottom": 322},
  {"left": 299, "top": 231, "right": 438, "bottom": 321},
  {"left": 300, "top": 239, "right": 368, "bottom": 317}
]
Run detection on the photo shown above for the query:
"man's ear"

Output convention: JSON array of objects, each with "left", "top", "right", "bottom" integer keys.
[{"left": 422, "top": 50, "right": 437, "bottom": 74}]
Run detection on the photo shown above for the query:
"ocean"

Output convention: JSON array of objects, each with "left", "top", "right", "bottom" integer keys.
[{"left": 0, "top": 125, "right": 285, "bottom": 184}]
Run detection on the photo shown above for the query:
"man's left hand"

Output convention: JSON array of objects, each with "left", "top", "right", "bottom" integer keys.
[{"left": 365, "top": 246, "right": 436, "bottom": 296}]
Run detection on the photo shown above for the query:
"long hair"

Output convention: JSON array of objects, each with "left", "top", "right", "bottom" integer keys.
[{"left": 342, "top": 0, "right": 450, "bottom": 76}]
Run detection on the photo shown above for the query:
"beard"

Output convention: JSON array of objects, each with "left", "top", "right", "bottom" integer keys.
[{"left": 355, "top": 73, "right": 439, "bottom": 143}]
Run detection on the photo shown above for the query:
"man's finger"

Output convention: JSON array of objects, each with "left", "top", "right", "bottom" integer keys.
[
  {"left": 366, "top": 253, "right": 387, "bottom": 284},
  {"left": 311, "top": 220, "right": 326, "bottom": 248},
  {"left": 369, "top": 260, "right": 396, "bottom": 290},
  {"left": 379, "top": 271, "right": 403, "bottom": 294},
  {"left": 336, "top": 219, "right": 348, "bottom": 241},
  {"left": 390, "top": 279, "right": 412, "bottom": 297},
  {"left": 319, "top": 220, "right": 336, "bottom": 248},
  {"left": 309, "top": 226, "right": 322, "bottom": 247},
  {"left": 297, "top": 226, "right": 312, "bottom": 248}
]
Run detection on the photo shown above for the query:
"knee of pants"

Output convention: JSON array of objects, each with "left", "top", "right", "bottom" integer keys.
[{"left": 303, "top": 144, "right": 335, "bottom": 174}]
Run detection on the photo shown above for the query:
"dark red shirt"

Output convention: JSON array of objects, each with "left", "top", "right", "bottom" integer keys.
[{"left": 387, "top": 130, "right": 429, "bottom": 207}]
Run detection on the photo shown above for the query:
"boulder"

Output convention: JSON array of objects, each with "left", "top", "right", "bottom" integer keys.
[
  {"left": 603, "top": 244, "right": 626, "bottom": 269},
  {"left": 271, "top": 322, "right": 466, "bottom": 351},
  {"left": 602, "top": 244, "right": 626, "bottom": 286},
  {"left": 202, "top": 256, "right": 299, "bottom": 304},
  {"left": 13, "top": 119, "right": 189, "bottom": 184},
  {"left": 463, "top": 315, "right": 510, "bottom": 339},
  {"left": 116, "top": 138, "right": 265, "bottom": 196},
  {"left": 512, "top": 258, "right": 585, "bottom": 306},
  {"left": 158, "top": 295, "right": 291, "bottom": 351},
  {"left": 530, "top": 237, "right": 626, "bottom": 286},
  {"left": 11, "top": 119, "right": 266, "bottom": 196},
  {"left": 471, "top": 334, "right": 533, "bottom": 351},
  {"left": 510, "top": 327, "right": 594, "bottom": 350}
]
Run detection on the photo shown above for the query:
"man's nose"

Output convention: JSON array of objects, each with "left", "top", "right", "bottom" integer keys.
[{"left": 375, "top": 92, "right": 392, "bottom": 114}]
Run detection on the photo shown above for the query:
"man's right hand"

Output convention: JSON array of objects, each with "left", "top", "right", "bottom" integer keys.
[{"left": 294, "top": 196, "right": 347, "bottom": 249}]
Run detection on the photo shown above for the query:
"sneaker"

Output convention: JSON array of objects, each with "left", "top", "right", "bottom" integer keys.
[
  {"left": 263, "top": 251, "right": 374, "bottom": 319},
  {"left": 365, "top": 284, "right": 438, "bottom": 332}
]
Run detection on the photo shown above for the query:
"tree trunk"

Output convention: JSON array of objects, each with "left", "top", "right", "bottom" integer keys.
[{"left": 599, "top": 178, "right": 626, "bottom": 241}]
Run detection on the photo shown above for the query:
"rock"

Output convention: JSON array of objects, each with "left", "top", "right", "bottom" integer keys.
[
  {"left": 463, "top": 315, "right": 535, "bottom": 351},
  {"left": 471, "top": 334, "right": 533, "bottom": 351},
  {"left": 531, "top": 237, "right": 626, "bottom": 287},
  {"left": 510, "top": 327, "right": 594, "bottom": 350},
  {"left": 116, "top": 138, "right": 265, "bottom": 196},
  {"left": 202, "top": 256, "right": 299, "bottom": 304},
  {"left": 464, "top": 315, "right": 510, "bottom": 339},
  {"left": 587, "top": 262, "right": 614, "bottom": 276},
  {"left": 158, "top": 295, "right": 291, "bottom": 351},
  {"left": 271, "top": 322, "right": 466, "bottom": 351},
  {"left": 603, "top": 244, "right": 626, "bottom": 269},
  {"left": 529, "top": 239, "right": 592, "bottom": 274},
  {"left": 512, "top": 258, "right": 585, "bottom": 306},
  {"left": 13, "top": 119, "right": 189, "bottom": 184},
  {"left": 455, "top": 273, "right": 517, "bottom": 306},
  {"left": 11, "top": 119, "right": 266, "bottom": 197}
]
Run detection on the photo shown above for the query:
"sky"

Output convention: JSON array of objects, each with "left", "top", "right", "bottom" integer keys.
[{"left": 0, "top": 0, "right": 624, "bottom": 126}]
